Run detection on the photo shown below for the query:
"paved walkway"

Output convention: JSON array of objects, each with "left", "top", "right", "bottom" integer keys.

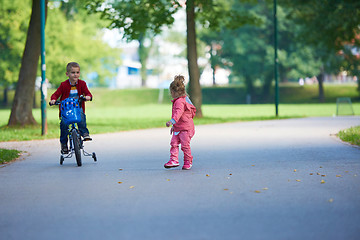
[{"left": 0, "top": 117, "right": 359, "bottom": 240}]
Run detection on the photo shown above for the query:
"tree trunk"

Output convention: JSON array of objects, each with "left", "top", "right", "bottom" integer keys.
[
  {"left": 210, "top": 44, "right": 216, "bottom": 86},
  {"left": 186, "top": 0, "right": 202, "bottom": 118},
  {"left": 138, "top": 33, "right": 147, "bottom": 87},
  {"left": 8, "top": 0, "right": 47, "bottom": 126},
  {"left": 3, "top": 86, "right": 8, "bottom": 106},
  {"left": 262, "top": 72, "right": 273, "bottom": 102},
  {"left": 317, "top": 70, "right": 325, "bottom": 103},
  {"left": 245, "top": 74, "right": 253, "bottom": 95}
]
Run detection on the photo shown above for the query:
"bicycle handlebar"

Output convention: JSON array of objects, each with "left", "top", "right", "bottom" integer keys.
[
  {"left": 49, "top": 95, "right": 87, "bottom": 106},
  {"left": 49, "top": 100, "right": 61, "bottom": 106}
]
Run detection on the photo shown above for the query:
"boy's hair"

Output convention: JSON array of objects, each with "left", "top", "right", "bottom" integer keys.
[
  {"left": 170, "top": 75, "right": 186, "bottom": 96},
  {"left": 66, "top": 62, "right": 80, "bottom": 72}
]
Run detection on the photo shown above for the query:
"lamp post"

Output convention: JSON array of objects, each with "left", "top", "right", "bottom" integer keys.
[
  {"left": 274, "top": 0, "right": 279, "bottom": 117},
  {"left": 40, "top": 0, "right": 47, "bottom": 135}
]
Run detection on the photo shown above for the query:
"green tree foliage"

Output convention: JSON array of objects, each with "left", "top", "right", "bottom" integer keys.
[
  {"left": 86, "top": 0, "right": 179, "bottom": 40},
  {"left": 280, "top": 0, "right": 360, "bottom": 93},
  {"left": 0, "top": 0, "right": 31, "bottom": 104},
  {"left": 8, "top": 0, "right": 45, "bottom": 126},
  {"left": 5, "top": 0, "right": 121, "bottom": 126},
  {"left": 86, "top": 0, "right": 256, "bottom": 117},
  {"left": 199, "top": 0, "right": 358, "bottom": 101},
  {"left": 281, "top": 0, "right": 360, "bottom": 51},
  {"left": 45, "top": 1, "right": 121, "bottom": 87},
  {"left": 87, "top": 0, "right": 180, "bottom": 89},
  {"left": 200, "top": 1, "right": 322, "bottom": 99}
]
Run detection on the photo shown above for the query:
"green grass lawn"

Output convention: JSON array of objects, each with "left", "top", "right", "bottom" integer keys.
[
  {"left": 1, "top": 103, "right": 358, "bottom": 164},
  {"left": 1, "top": 84, "right": 359, "bottom": 163},
  {"left": 338, "top": 126, "right": 360, "bottom": 146},
  {"left": 1, "top": 103, "right": 359, "bottom": 142},
  {"left": 0, "top": 148, "right": 21, "bottom": 164}
]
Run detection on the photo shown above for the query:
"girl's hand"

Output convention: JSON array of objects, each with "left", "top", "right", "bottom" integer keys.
[
  {"left": 85, "top": 96, "right": 91, "bottom": 101},
  {"left": 166, "top": 121, "right": 172, "bottom": 127},
  {"left": 170, "top": 127, "right": 174, "bottom": 135}
]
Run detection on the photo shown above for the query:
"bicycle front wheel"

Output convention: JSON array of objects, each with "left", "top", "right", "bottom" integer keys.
[{"left": 71, "top": 130, "right": 82, "bottom": 166}]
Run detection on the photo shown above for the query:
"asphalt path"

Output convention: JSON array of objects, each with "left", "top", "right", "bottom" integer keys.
[{"left": 0, "top": 116, "right": 359, "bottom": 240}]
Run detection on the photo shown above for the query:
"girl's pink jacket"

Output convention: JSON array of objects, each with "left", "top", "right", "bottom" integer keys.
[{"left": 171, "top": 96, "right": 196, "bottom": 132}]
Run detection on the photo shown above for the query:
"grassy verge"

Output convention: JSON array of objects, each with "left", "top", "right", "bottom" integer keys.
[
  {"left": 0, "top": 102, "right": 359, "bottom": 163},
  {"left": 338, "top": 126, "right": 360, "bottom": 146},
  {"left": 0, "top": 103, "right": 359, "bottom": 142},
  {"left": 0, "top": 149, "right": 21, "bottom": 164},
  {"left": 202, "top": 84, "right": 360, "bottom": 104},
  {"left": 1, "top": 84, "right": 359, "bottom": 109},
  {"left": 1, "top": 85, "right": 359, "bottom": 163}
]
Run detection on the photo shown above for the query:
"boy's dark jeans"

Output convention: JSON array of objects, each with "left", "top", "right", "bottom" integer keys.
[{"left": 60, "top": 111, "right": 89, "bottom": 144}]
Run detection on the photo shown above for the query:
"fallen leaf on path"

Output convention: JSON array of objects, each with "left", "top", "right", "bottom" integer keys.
[
  {"left": 321, "top": 175, "right": 326, "bottom": 177},
  {"left": 167, "top": 179, "right": 170, "bottom": 181},
  {"left": 119, "top": 168, "right": 123, "bottom": 171},
  {"left": 224, "top": 188, "right": 229, "bottom": 191},
  {"left": 262, "top": 187, "right": 268, "bottom": 190},
  {"left": 310, "top": 173, "right": 314, "bottom": 175},
  {"left": 317, "top": 173, "right": 321, "bottom": 175},
  {"left": 328, "top": 198, "right": 334, "bottom": 203},
  {"left": 336, "top": 175, "right": 342, "bottom": 177},
  {"left": 254, "top": 190, "right": 261, "bottom": 193},
  {"left": 118, "top": 182, "right": 122, "bottom": 184},
  {"left": 294, "top": 169, "right": 297, "bottom": 172},
  {"left": 296, "top": 179, "right": 301, "bottom": 182},
  {"left": 129, "top": 186, "right": 135, "bottom": 189},
  {"left": 321, "top": 180, "right": 325, "bottom": 184},
  {"left": 206, "top": 174, "right": 210, "bottom": 177}
]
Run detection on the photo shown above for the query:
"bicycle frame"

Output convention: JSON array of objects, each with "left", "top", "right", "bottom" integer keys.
[
  {"left": 62, "top": 123, "right": 92, "bottom": 158},
  {"left": 50, "top": 96, "right": 97, "bottom": 166},
  {"left": 68, "top": 123, "right": 81, "bottom": 152}
]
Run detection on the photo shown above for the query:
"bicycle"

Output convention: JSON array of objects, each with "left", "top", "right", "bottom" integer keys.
[{"left": 49, "top": 96, "right": 97, "bottom": 166}]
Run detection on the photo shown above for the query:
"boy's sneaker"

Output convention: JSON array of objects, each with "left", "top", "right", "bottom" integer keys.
[
  {"left": 182, "top": 161, "right": 192, "bottom": 170},
  {"left": 83, "top": 134, "right": 92, "bottom": 141},
  {"left": 164, "top": 160, "right": 179, "bottom": 169},
  {"left": 61, "top": 143, "right": 69, "bottom": 154}
]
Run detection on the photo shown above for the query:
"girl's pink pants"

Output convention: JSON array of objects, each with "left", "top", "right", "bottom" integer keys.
[{"left": 170, "top": 130, "right": 195, "bottom": 163}]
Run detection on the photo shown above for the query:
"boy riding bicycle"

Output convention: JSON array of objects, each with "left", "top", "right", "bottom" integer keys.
[{"left": 50, "top": 62, "right": 93, "bottom": 154}]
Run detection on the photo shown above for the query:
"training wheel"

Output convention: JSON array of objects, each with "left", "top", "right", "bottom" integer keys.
[{"left": 92, "top": 152, "right": 97, "bottom": 162}]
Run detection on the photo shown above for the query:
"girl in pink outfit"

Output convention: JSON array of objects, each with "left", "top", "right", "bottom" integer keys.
[{"left": 165, "top": 75, "right": 196, "bottom": 170}]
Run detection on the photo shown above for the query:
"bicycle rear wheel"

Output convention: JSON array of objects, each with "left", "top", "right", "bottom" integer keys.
[{"left": 71, "top": 130, "right": 82, "bottom": 166}]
